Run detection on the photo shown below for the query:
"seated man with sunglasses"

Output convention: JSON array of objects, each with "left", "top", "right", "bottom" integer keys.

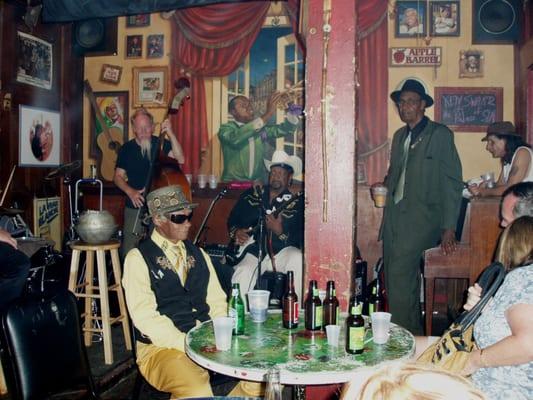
[{"left": 122, "top": 185, "right": 263, "bottom": 398}]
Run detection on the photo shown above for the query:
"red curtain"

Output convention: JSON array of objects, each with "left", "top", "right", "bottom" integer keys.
[
  {"left": 357, "top": 0, "right": 389, "bottom": 185},
  {"left": 170, "top": 2, "right": 270, "bottom": 174}
]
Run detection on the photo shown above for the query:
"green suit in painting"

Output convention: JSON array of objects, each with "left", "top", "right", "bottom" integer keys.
[
  {"left": 382, "top": 118, "right": 463, "bottom": 334},
  {"left": 218, "top": 119, "right": 297, "bottom": 182}
]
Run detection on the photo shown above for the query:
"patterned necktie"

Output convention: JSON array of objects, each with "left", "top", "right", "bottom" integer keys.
[
  {"left": 173, "top": 243, "right": 188, "bottom": 284},
  {"left": 393, "top": 132, "right": 411, "bottom": 204}
]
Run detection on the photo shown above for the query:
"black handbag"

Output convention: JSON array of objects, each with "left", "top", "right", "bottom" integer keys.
[{"left": 418, "top": 261, "right": 506, "bottom": 373}]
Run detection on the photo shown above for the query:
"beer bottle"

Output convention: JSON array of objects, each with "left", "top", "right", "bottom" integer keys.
[
  {"left": 346, "top": 302, "right": 365, "bottom": 354},
  {"left": 367, "top": 278, "right": 383, "bottom": 317},
  {"left": 304, "top": 280, "right": 323, "bottom": 331},
  {"left": 282, "top": 271, "right": 299, "bottom": 329},
  {"left": 323, "top": 280, "right": 339, "bottom": 327},
  {"left": 228, "top": 283, "right": 245, "bottom": 335}
]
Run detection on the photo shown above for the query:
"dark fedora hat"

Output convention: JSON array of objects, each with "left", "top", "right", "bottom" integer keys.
[
  {"left": 390, "top": 79, "right": 433, "bottom": 108},
  {"left": 481, "top": 121, "right": 521, "bottom": 141}
]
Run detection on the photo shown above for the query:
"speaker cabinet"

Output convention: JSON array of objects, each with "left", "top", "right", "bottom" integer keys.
[
  {"left": 72, "top": 18, "right": 117, "bottom": 57},
  {"left": 473, "top": 0, "right": 522, "bottom": 44}
]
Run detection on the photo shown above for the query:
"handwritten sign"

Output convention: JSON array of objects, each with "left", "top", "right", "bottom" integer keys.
[
  {"left": 434, "top": 87, "right": 503, "bottom": 132},
  {"left": 390, "top": 47, "right": 442, "bottom": 67}
]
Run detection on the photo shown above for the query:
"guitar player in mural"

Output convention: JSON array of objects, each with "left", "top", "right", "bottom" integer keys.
[
  {"left": 227, "top": 150, "right": 304, "bottom": 301},
  {"left": 84, "top": 80, "right": 125, "bottom": 182}
]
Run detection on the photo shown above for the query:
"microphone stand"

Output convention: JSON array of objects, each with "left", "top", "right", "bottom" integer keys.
[
  {"left": 193, "top": 186, "right": 228, "bottom": 246},
  {"left": 254, "top": 208, "right": 266, "bottom": 291}
]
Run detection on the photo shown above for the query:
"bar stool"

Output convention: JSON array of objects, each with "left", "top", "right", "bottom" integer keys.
[{"left": 68, "top": 239, "right": 132, "bottom": 364}]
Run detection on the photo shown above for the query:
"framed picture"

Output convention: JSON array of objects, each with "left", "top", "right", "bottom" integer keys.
[
  {"left": 89, "top": 91, "right": 128, "bottom": 181},
  {"left": 132, "top": 66, "right": 168, "bottom": 108},
  {"left": 430, "top": 1, "right": 460, "bottom": 36},
  {"left": 125, "top": 35, "right": 143, "bottom": 58},
  {"left": 33, "top": 197, "right": 62, "bottom": 251},
  {"left": 395, "top": 1, "right": 427, "bottom": 38},
  {"left": 459, "top": 50, "right": 484, "bottom": 78},
  {"left": 434, "top": 87, "right": 503, "bottom": 132},
  {"left": 147, "top": 34, "right": 164, "bottom": 58},
  {"left": 126, "top": 14, "right": 150, "bottom": 27},
  {"left": 19, "top": 105, "right": 60, "bottom": 167},
  {"left": 100, "top": 63, "right": 123, "bottom": 84},
  {"left": 16, "top": 31, "right": 53, "bottom": 90}
]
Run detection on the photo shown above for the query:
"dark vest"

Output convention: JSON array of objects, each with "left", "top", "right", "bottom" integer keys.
[{"left": 136, "top": 238, "right": 211, "bottom": 343}]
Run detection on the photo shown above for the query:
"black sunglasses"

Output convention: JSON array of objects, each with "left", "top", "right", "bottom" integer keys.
[{"left": 169, "top": 213, "right": 193, "bottom": 224}]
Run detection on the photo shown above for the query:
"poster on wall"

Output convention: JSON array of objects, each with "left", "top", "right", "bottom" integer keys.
[
  {"left": 16, "top": 31, "right": 53, "bottom": 90},
  {"left": 19, "top": 105, "right": 61, "bottom": 167},
  {"left": 33, "top": 197, "right": 62, "bottom": 251},
  {"left": 390, "top": 47, "right": 442, "bottom": 67}
]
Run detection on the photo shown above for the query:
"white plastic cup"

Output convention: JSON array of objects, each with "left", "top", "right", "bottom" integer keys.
[
  {"left": 212, "top": 316, "right": 233, "bottom": 351},
  {"left": 371, "top": 312, "right": 391, "bottom": 344},
  {"left": 247, "top": 290, "right": 270, "bottom": 323},
  {"left": 371, "top": 185, "right": 388, "bottom": 208},
  {"left": 197, "top": 174, "right": 207, "bottom": 189},
  {"left": 208, "top": 174, "right": 218, "bottom": 189},
  {"left": 185, "top": 174, "right": 193, "bottom": 185},
  {"left": 325, "top": 324, "right": 340, "bottom": 347}
]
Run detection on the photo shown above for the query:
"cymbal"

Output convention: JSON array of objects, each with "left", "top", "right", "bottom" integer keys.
[
  {"left": 45, "top": 160, "right": 81, "bottom": 180},
  {"left": 0, "top": 207, "right": 24, "bottom": 215}
]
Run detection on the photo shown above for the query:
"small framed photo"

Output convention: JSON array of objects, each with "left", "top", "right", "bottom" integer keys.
[
  {"left": 132, "top": 66, "right": 168, "bottom": 108},
  {"left": 395, "top": 1, "right": 427, "bottom": 38},
  {"left": 126, "top": 14, "right": 150, "bottom": 28},
  {"left": 19, "top": 105, "right": 61, "bottom": 167},
  {"left": 125, "top": 35, "right": 143, "bottom": 58},
  {"left": 430, "top": 1, "right": 460, "bottom": 36},
  {"left": 459, "top": 50, "right": 484, "bottom": 78},
  {"left": 100, "top": 63, "right": 123, "bottom": 85},
  {"left": 147, "top": 34, "right": 164, "bottom": 58}
]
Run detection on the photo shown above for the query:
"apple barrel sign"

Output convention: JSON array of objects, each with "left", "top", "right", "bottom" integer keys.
[{"left": 390, "top": 47, "right": 442, "bottom": 67}]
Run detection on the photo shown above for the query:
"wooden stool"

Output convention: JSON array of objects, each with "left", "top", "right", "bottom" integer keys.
[{"left": 68, "top": 240, "right": 132, "bottom": 364}]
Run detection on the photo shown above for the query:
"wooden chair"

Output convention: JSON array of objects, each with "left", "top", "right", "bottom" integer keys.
[{"left": 0, "top": 290, "right": 100, "bottom": 399}]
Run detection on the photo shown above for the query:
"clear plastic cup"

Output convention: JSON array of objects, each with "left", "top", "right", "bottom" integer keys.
[
  {"left": 371, "top": 312, "right": 391, "bottom": 344},
  {"left": 212, "top": 316, "right": 233, "bottom": 351},
  {"left": 247, "top": 290, "right": 270, "bottom": 323},
  {"left": 208, "top": 174, "right": 218, "bottom": 189},
  {"left": 197, "top": 174, "right": 207, "bottom": 189},
  {"left": 325, "top": 324, "right": 340, "bottom": 347},
  {"left": 371, "top": 185, "right": 388, "bottom": 208}
]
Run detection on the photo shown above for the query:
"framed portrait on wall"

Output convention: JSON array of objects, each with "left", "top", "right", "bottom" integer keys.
[
  {"left": 126, "top": 14, "right": 150, "bottom": 28},
  {"left": 16, "top": 31, "right": 53, "bottom": 90},
  {"left": 459, "top": 50, "right": 484, "bottom": 78},
  {"left": 125, "top": 35, "right": 143, "bottom": 58},
  {"left": 147, "top": 34, "right": 164, "bottom": 58},
  {"left": 132, "top": 66, "right": 168, "bottom": 108},
  {"left": 395, "top": 1, "right": 427, "bottom": 38},
  {"left": 100, "top": 64, "right": 123, "bottom": 84},
  {"left": 430, "top": 1, "right": 460, "bottom": 36},
  {"left": 19, "top": 105, "right": 60, "bottom": 167}
]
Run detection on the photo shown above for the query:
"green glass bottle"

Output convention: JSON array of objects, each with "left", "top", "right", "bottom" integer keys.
[
  {"left": 346, "top": 302, "right": 365, "bottom": 354},
  {"left": 228, "top": 283, "right": 245, "bottom": 335}
]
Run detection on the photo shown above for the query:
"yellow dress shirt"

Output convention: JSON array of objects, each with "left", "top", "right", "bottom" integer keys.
[{"left": 122, "top": 229, "right": 227, "bottom": 353}]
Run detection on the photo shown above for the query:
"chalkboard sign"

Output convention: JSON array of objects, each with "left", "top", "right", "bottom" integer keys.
[{"left": 434, "top": 87, "right": 503, "bottom": 132}]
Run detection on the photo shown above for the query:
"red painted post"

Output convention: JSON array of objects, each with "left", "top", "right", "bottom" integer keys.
[{"left": 304, "top": 0, "right": 357, "bottom": 398}]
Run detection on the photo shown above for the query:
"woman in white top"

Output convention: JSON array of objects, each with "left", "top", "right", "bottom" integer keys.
[{"left": 469, "top": 121, "right": 533, "bottom": 197}]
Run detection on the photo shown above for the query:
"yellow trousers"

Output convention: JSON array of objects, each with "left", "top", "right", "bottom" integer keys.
[{"left": 138, "top": 344, "right": 264, "bottom": 399}]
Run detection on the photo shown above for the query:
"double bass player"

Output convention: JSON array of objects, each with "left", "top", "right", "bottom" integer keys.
[{"left": 113, "top": 107, "right": 185, "bottom": 258}]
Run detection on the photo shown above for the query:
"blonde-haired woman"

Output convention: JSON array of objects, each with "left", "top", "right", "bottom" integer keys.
[
  {"left": 462, "top": 216, "right": 533, "bottom": 399},
  {"left": 341, "top": 362, "right": 486, "bottom": 400}
]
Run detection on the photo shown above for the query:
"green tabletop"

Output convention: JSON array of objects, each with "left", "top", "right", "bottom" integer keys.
[{"left": 186, "top": 312, "right": 415, "bottom": 385}]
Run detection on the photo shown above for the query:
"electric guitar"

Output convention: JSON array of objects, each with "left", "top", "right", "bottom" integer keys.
[
  {"left": 224, "top": 191, "right": 303, "bottom": 266},
  {"left": 83, "top": 80, "right": 124, "bottom": 182}
]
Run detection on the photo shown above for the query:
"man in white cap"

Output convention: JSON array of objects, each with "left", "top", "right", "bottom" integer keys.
[
  {"left": 226, "top": 150, "right": 304, "bottom": 301},
  {"left": 122, "top": 185, "right": 262, "bottom": 398}
]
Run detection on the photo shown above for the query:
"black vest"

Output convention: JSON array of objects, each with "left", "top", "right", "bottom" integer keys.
[{"left": 136, "top": 238, "right": 211, "bottom": 342}]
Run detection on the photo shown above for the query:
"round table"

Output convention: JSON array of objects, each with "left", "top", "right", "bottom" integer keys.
[{"left": 186, "top": 313, "right": 415, "bottom": 385}]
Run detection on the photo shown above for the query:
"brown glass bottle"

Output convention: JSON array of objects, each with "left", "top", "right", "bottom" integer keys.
[
  {"left": 282, "top": 271, "right": 299, "bottom": 329},
  {"left": 323, "top": 280, "right": 339, "bottom": 328},
  {"left": 368, "top": 278, "right": 384, "bottom": 317},
  {"left": 346, "top": 302, "right": 365, "bottom": 354},
  {"left": 304, "top": 280, "right": 322, "bottom": 331}
]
